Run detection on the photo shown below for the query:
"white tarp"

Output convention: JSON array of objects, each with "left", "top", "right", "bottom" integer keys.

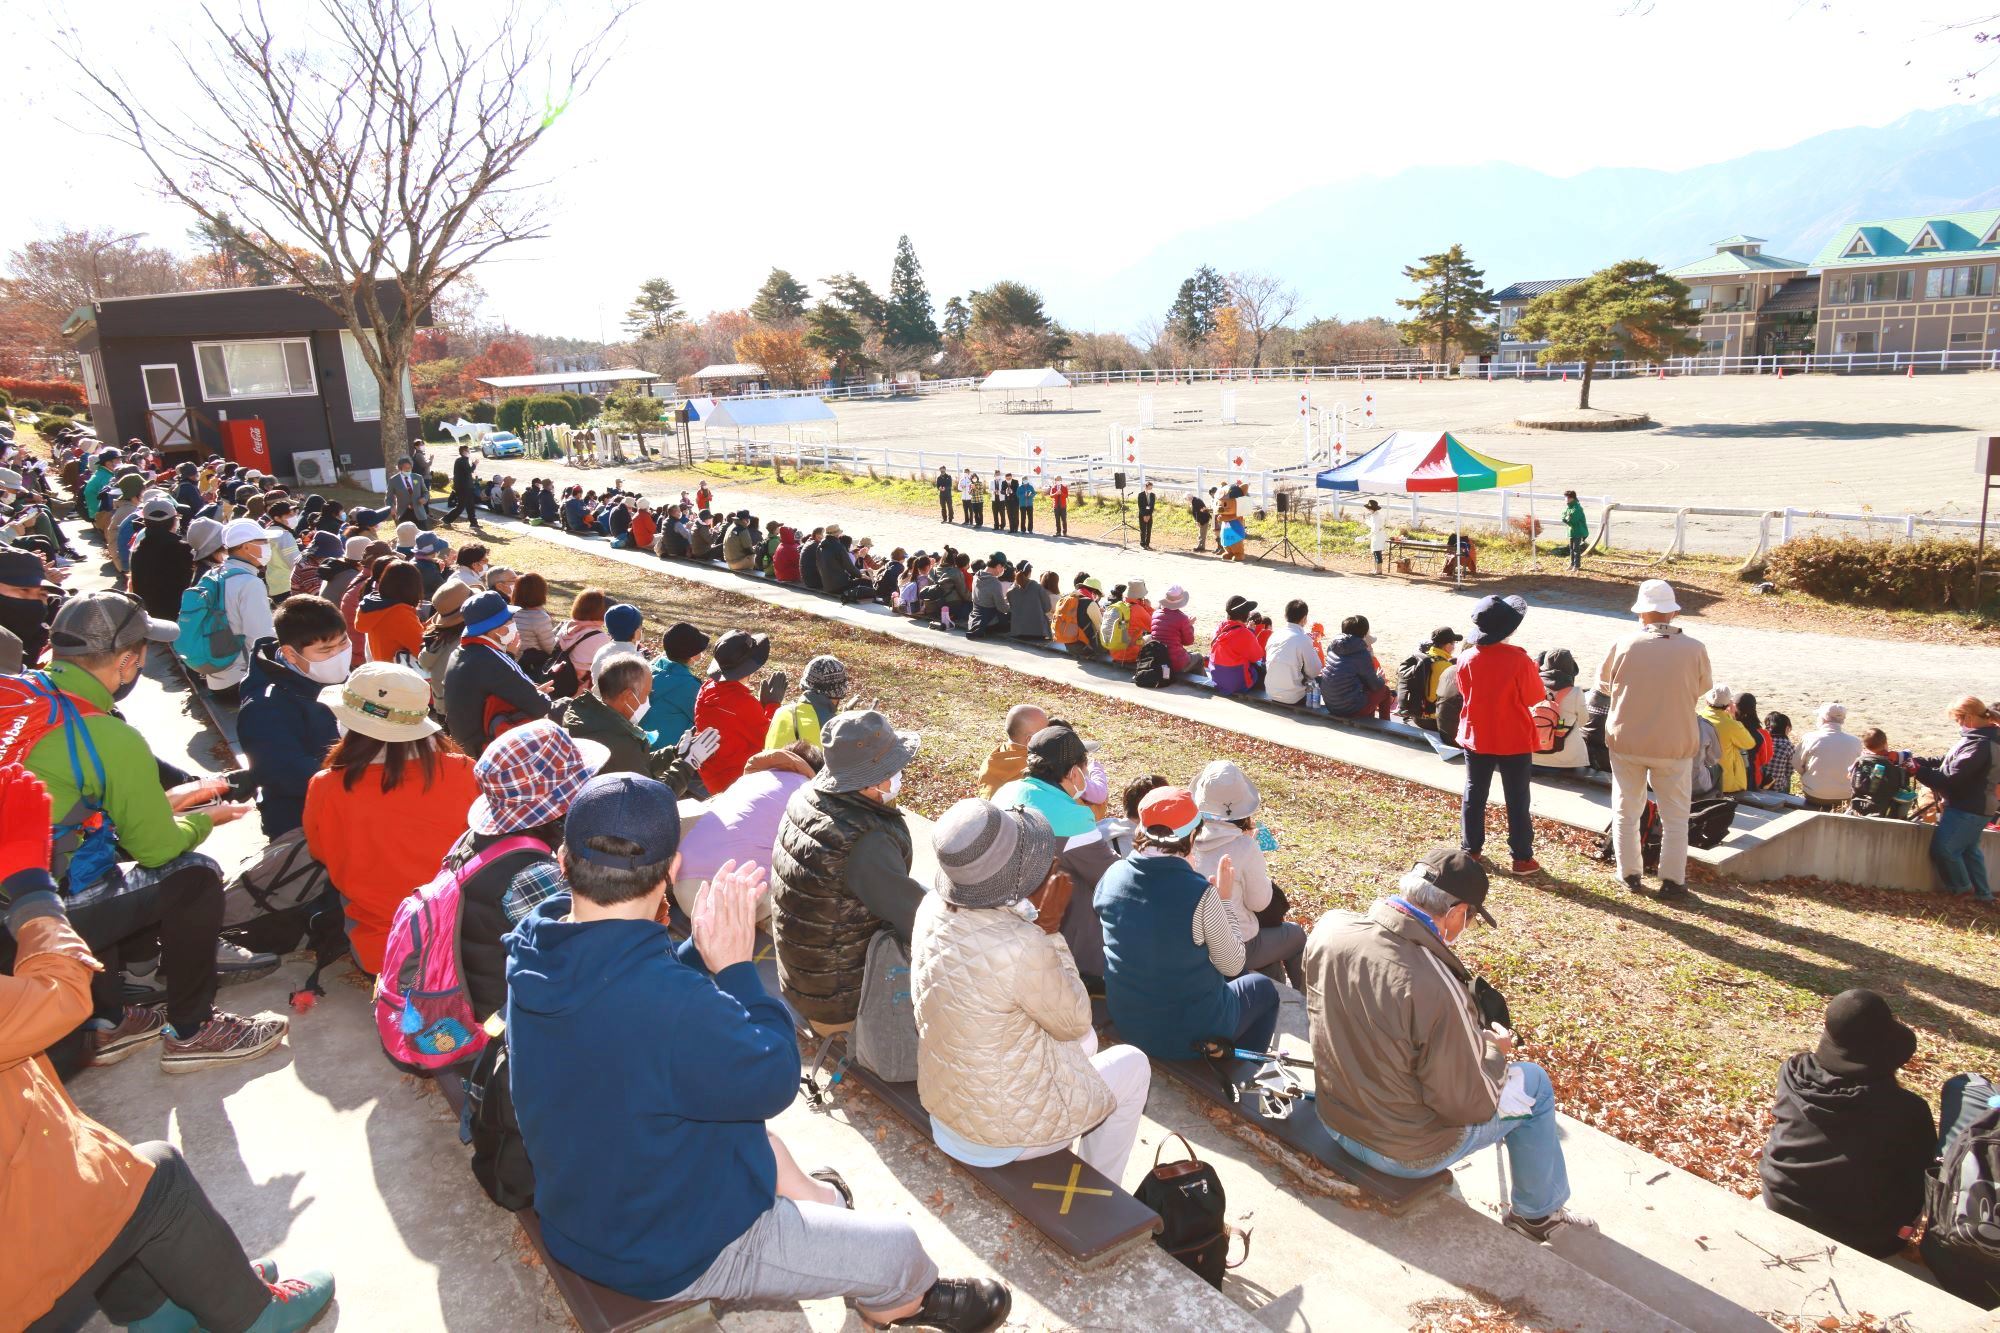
[
  {"left": 702, "top": 397, "right": 838, "bottom": 429},
  {"left": 979, "top": 368, "right": 1070, "bottom": 391},
  {"left": 691, "top": 363, "right": 766, "bottom": 380}
]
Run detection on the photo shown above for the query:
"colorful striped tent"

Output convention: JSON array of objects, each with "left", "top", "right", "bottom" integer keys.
[{"left": 1312, "top": 431, "right": 1532, "bottom": 493}]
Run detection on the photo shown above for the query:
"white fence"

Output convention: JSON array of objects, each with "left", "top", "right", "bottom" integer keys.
[{"left": 1061, "top": 349, "right": 2000, "bottom": 384}]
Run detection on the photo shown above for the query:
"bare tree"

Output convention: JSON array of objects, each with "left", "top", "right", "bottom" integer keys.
[
  {"left": 64, "top": 0, "right": 626, "bottom": 467},
  {"left": 1226, "top": 270, "right": 1301, "bottom": 369},
  {"left": 2, "top": 229, "right": 192, "bottom": 367}
]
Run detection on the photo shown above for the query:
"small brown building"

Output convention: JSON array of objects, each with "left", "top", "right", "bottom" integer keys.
[
  {"left": 1664, "top": 236, "right": 1816, "bottom": 359},
  {"left": 62, "top": 283, "right": 422, "bottom": 486},
  {"left": 1811, "top": 210, "right": 2000, "bottom": 359}
]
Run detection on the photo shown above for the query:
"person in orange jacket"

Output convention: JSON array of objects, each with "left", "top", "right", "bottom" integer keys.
[
  {"left": 692, "top": 631, "right": 788, "bottom": 795},
  {"left": 0, "top": 763, "right": 337, "bottom": 1332}
]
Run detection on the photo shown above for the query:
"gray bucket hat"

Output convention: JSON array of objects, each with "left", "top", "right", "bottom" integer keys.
[
  {"left": 186, "top": 516, "right": 226, "bottom": 561},
  {"left": 931, "top": 799, "right": 1057, "bottom": 909},
  {"left": 1193, "top": 759, "right": 1260, "bottom": 821},
  {"left": 815, "top": 709, "right": 920, "bottom": 794}
]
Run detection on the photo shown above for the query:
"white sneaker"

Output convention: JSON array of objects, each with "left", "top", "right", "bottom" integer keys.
[{"left": 1503, "top": 1208, "right": 1597, "bottom": 1243}]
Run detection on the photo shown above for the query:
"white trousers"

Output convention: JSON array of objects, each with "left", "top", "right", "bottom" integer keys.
[
  {"left": 1017, "top": 1032, "right": 1152, "bottom": 1185},
  {"left": 1610, "top": 752, "right": 1694, "bottom": 884}
]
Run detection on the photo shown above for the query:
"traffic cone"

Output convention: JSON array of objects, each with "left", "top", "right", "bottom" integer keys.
[
  {"left": 1562, "top": 370, "right": 1569, "bottom": 382},
  {"left": 1777, "top": 366, "right": 1785, "bottom": 379},
  {"left": 1906, "top": 363, "right": 1915, "bottom": 378}
]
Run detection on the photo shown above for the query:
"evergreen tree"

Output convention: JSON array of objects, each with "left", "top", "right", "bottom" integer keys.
[
  {"left": 941, "top": 295, "right": 971, "bottom": 341},
  {"left": 820, "top": 272, "right": 887, "bottom": 332},
  {"left": 750, "top": 267, "right": 810, "bottom": 323},
  {"left": 884, "top": 234, "right": 940, "bottom": 351},
  {"left": 1514, "top": 260, "right": 1702, "bottom": 409},
  {"left": 1394, "top": 245, "right": 1495, "bottom": 365},
  {"left": 1165, "top": 264, "right": 1228, "bottom": 345},
  {"left": 804, "top": 302, "right": 868, "bottom": 380},
  {"left": 623, "top": 277, "right": 682, "bottom": 339}
]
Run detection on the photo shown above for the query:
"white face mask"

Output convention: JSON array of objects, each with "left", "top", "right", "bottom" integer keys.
[
  {"left": 886, "top": 770, "right": 902, "bottom": 800},
  {"left": 294, "top": 644, "right": 353, "bottom": 684}
]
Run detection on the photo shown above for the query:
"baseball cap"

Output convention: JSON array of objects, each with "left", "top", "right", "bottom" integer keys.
[
  {"left": 141, "top": 495, "right": 178, "bottom": 522},
  {"left": 0, "top": 550, "right": 52, "bottom": 590},
  {"left": 1429, "top": 626, "right": 1463, "bottom": 648},
  {"left": 49, "top": 591, "right": 179, "bottom": 656},
  {"left": 1135, "top": 786, "right": 1202, "bottom": 840},
  {"left": 1401, "top": 845, "right": 1496, "bottom": 927},
  {"left": 564, "top": 772, "right": 683, "bottom": 869},
  {"left": 1026, "top": 724, "right": 1090, "bottom": 777}
]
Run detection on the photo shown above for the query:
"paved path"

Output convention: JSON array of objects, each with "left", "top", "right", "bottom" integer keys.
[{"left": 485, "top": 458, "right": 1979, "bottom": 751}]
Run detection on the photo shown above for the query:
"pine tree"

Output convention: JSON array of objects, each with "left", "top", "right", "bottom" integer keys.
[
  {"left": 1165, "top": 265, "right": 1228, "bottom": 346},
  {"left": 1394, "top": 245, "right": 1496, "bottom": 365},
  {"left": 804, "top": 302, "right": 868, "bottom": 381},
  {"left": 820, "top": 272, "right": 887, "bottom": 333},
  {"left": 941, "top": 295, "right": 971, "bottom": 342},
  {"left": 624, "top": 278, "right": 682, "bottom": 339},
  {"left": 884, "top": 235, "right": 940, "bottom": 352},
  {"left": 1514, "top": 260, "right": 1702, "bottom": 409},
  {"left": 750, "top": 268, "right": 810, "bottom": 323}
]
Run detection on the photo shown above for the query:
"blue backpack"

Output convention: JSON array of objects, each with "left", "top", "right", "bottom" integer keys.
[{"left": 175, "top": 565, "right": 255, "bottom": 674}]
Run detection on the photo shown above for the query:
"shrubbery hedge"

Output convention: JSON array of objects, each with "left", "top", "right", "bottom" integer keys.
[
  {"left": 1766, "top": 534, "right": 1991, "bottom": 611},
  {"left": 495, "top": 394, "right": 577, "bottom": 434}
]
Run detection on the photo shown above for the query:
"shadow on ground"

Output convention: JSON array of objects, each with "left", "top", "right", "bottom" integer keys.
[{"left": 1654, "top": 420, "right": 1965, "bottom": 439}]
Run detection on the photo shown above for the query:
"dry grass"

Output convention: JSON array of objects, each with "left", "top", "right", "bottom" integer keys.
[{"left": 481, "top": 525, "right": 2000, "bottom": 1197}]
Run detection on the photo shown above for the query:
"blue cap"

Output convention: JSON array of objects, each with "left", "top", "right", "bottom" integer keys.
[
  {"left": 604, "top": 603, "right": 643, "bottom": 642},
  {"left": 307, "top": 530, "right": 343, "bottom": 559},
  {"left": 462, "top": 591, "right": 514, "bottom": 639},
  {"left": 414, "top": 532, "right": 449, "bottom": 556},
  {"left": 563, "top": 772, "right": 682, "bottom": 868}
]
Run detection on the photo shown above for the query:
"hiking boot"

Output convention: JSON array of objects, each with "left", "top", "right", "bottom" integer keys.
[
  {"left": 215, "top": 939, "right": 280, "bottom": 987},
  {"left": 161, "top": 1010, "right": 288, "bottom": 1073},
  {"left": 810, "top": 1167, "right": 854, "bottom": 1209},
  {"left": 243, "top": 1271, "right": 335, "bottom": 1333},
  {"left": 1510, "top": 859, "right": 1542, "bottom": 876},
  {"left": 1657, "top": 881, "right": 1692, "bottom": 902},
  {"left": 91, "top": 1005, "right": 166, "bottom": 1066},
  {"left": 128, "top": 1263, "right": 281, "bottom": 1333},
  {"left": 1503, "top": 1207, "right": 1597, "bottom": 1244},
  {"left": 881, "top": 1278, "right": 1012, "bottom": 1332},
  {"left": 1622, "top": 875, "right": 1644, "bottom": 893}
]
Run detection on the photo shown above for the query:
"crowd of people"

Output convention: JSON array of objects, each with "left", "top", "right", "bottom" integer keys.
[{"left": 2, "top": 417, "right": 1996, "bottom": 1331}]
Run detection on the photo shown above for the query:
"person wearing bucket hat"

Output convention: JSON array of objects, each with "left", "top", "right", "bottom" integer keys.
[
  {"left": 913, "top": 799, "right": 1153, "bottom": 1182},
  {"left": 1094, "top": 785, "right": 1280, "bottom": 1063},
  {"left": 991, "top": 723, "right": 1116, "bottom": 979},
  {"left": 0, "top": 550, "right": 60, "bottom": 664},
  {"left": 693, "top": 631, "right": 786, "bottom": 795},
  {"left": 1452, "top": 595, "right": 1544, "bottom": 876},
  {"left": 770, "top": 710, "right": 926, "bottom": 1029},
  {"left": 641, "top": 621, "right": 711, "bottom": 745},
  {"left": 1150, "top": 585, "right": 1203, "bottom": 675},
  {"left": 1190, "top": 761, "right": 1306, "bottom": 989},
  {"left": 1304, "top": 845, "right": 1596, "bottom": 1245},
  {"left": 442, "top": 590, "right": 550, "bottom": 757},
  {"left": 1758, "top": 989, "right": 1934, "bottom": 1258},
  {"left": 1596, "top": 577, "right": 1713, "bottom": 899},
  {"left": 766, "top": 653, "right": 850, "bottom": 749}
]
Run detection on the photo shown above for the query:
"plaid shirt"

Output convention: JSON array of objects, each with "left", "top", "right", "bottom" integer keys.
[
  {"left": 1762, "top": 736, "right": 1796, "bottom": 795},
  {"left": 441, "top": 829, "right": 568, "bottom": 926}
]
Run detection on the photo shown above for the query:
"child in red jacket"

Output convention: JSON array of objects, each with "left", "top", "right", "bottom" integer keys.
[{"left": 693, "top": 631, "right": 787, "bottom": 794}]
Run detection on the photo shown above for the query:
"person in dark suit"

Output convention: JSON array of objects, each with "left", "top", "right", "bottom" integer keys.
[
  {"left": 1189, "top": 489, "right": 1212, "bottom": 552},
  {"left": 935, "top": 466, "right": 954, "bottom": 522},
  {"left": 1136, "top": 482, "right": 1156, "bottom": 549},
  {"left": 440, "top": 446, "right": 485, "bottom": 532},
  {"left": 1001, "top": 475, "right": 1019, "bottom": 533}
]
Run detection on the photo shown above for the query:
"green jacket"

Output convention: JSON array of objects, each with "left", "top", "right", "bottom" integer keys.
[
  {"left": 1562, "top": 501, "right": 1588, "bottom": 542},
  {"left": 25, "top": 661, "right": 213, "bottom": 871},
  {"left": 554, "top": 691, "right": 695, "bottom": 793},
  {"left": 82, "top": 465, "right": 116, "bottom": 518}
]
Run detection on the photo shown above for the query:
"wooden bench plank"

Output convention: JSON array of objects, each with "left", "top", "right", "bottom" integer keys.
[
  {"left": 840, "top": 1056, "right": 1162, "bottom": 1268},
  {"left": 517, "top": 1210, "right": 716, "bottom": 1333},
  {"left": 1151, "top": 1052, "right": 1451, "bottom": 1215}
]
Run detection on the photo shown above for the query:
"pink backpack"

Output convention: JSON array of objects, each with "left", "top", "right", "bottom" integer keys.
[{"left": 374, "top": 835, "right": 543, "bottom": 1071}]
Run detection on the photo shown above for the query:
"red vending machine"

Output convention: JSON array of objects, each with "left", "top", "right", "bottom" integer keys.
[{"left": 219, "top": 418, "right": 272, "bottom": 470}]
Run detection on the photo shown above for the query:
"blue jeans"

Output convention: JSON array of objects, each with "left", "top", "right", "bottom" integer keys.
[
  {"left": 1330, "top": 1061, "right": 1570, "bottom": 1218},
  {"left": 1931, "top": 808, "right": 1993, "bottom": 900},
  {"left": 1229, "top": 973, "right": 1280, "bottom": 1051},
  {"left": 1462, "top": 751, "right": 1534, "bottom": 863}
]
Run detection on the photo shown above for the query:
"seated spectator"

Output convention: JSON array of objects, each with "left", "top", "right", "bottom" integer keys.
[
  {"left": 1100, "top": 578, "right": 1149, "bottom": 665},
  {"left": 508, "top": 571, "right": 557, "bottom": 663},
  {"left": 771, "top": 710, "right": 926, "bottom": 1033},
  {"left": 916, "top": 799, "right": 1152, "bottom": 1181},
  {"left": 1263, "top": 599, "right": 1318, "bottom": 706},
  {"left": 1530, "top": 648, "right": 1590, "bottom": 770},
  {"left": 627, "top": 503, "right": 655, "bottom": 551},
  {"left": 927, "top": 552, "right": 973, "bottom": 628},
  {"left": 483, "top": 565, "right": 518, "bottom": 600},
  {"left": 723, "top": 511, "right": 760, "bottom": 571},
  {"left": 237, "top": 594, "right": 350, "bottom": 837},
  {"left": 1007, "top": 563, "right": 1052, "bottom": 641},
  {"left": 288, "top": 529, "right": 343, "bottom": 597},
  {"left": 1317, "top": 615, "right": 1391, "bottom": 719},
  {"left": 1735, "top": 691, "right": 1773, "bottom": 791},
  {"left": 772, "top": 526, "right": 802, "bottom": 582},
  {"left": 977, "top": 703, "right": 1046, "bottom": 797},
  {"left": 126, "top": 499, "right": 194, "bottom": 622},
  {"left": 1699, "top": 685, "right": 1757, "bottom": 794},
  {"left": 691, "top": 512, "right": 720, "bottom": 564},
  {"left": 1094, "top": 786, "right": 1278, "bottom": 1060},
  {"left": 1761, "top": 712, "right": 1796, "bottom": 793},
  {"left": 966, "top": 553, "right": 1010, "bottom": 639},
  {"left": 1149, "top": 585, "right": 1203, "bottom": 675},
  {"left": 642, "top": 621, "right": 709, "bottom": 743},
  {"left": 1305, "top": 846, "right": 1593, "bottom": 1243},
  {"left": 1098, "top": 772, "right": 1168, "bottom": 859},
  {"left": 1189, "top": 762, "right": 1305, "bottom": 989},
  {"left": 990, "top": 723, "right": 1116, "bottom": 981},
  {"left": 1207, "top": 595, "right": 1265, "bottom": 697},
  {"left": 656, "top": 506, "right": 692, "bottom": 559},
  {"left": 1795, "top": 705, "right": 1862, "bottom": 811},
  {"left": 505, "top": 777, "right": 1009, "bottom": 1328},
  {"left": 354, "top": 560, "right": 426, "bottom": 667},
  {"left": 555, "top": 649, "right": 707, "bottom": 789},
  {"left": 0, "top": 765, "right": 337, "bottom": 1333},
  {"left": 1758, "top": 989, "right": 1935, "bottom": 1258},
  {"left": 670, "top": 743, "right": 817, "bottom": 921},
  {"left": 592, "top": 602, "right": 646, "bottom": 674},
  {"left": 553, "top": 588, "right": 613, "bottom": 689},
  {"left": 0, "top": 550, "right": 59, "bottom": 667},
  {"left": 305, "top": 663, "right": 480, "bottom": 974},
  {"left": 442, "top": 591, "right": 551, "bottom": 757},
  {"left": 201, "top": 517, "right": 283, "bottom": 706},
  {"left": 560, "top": 489, "right": 588, "bottom": 533},
  {"left": 1905, "top": 696, "right": 1999, "bottom": 902},
  {"left": 767, "top": 653, "right": 850, "bottom": 749},
  {"left": 411, "top": 532, "right": 449, "bottom": 598},
  {"left": 12, "top": 592, "right": 283, "bottom": 1072},
  {"left": 1396, "top": 627, "right": 1460, "bottom": 731},
  {"left": 693, "top": 631, "right": 787, "bottom": 795}
]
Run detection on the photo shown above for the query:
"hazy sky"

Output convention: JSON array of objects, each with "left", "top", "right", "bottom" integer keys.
[{"left": 6, "top": 0, "right": 1993, "bottom": 337}]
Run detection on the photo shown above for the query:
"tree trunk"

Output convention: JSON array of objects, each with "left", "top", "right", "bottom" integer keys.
[
  {"left": 1578, "top": 358, "right": 1595, "bottom": 410},
  {"left": 373, "top": 331, "right": 417, "bottom": 479}
]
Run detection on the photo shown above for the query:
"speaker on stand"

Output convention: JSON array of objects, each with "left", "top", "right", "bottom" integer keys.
[
  {"left": 1254, "top": 485, "right": 1321, "bottom": 568},
  {"left": 1102, "top": 471, "right": 1135, "bottom": 548}
]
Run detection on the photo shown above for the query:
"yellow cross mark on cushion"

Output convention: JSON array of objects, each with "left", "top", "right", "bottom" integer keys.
[{"left": 1029, "top": 1162, "right": 1113, "bottom": 1216}]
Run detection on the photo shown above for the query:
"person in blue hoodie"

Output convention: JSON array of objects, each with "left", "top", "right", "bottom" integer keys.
[
  {"left": 642, "top": 621, "right": 710, "bottom": 744},
  {"left": 1317, "top": 615, "right": 1392, "bottom": 720},
  {"left": 505, "top": 773, "right": 1011, "bottom": 1332},
  {"left": 235, "top": 594, "right": 350, "bottom": 837},
  {"left": 1903, "top": 696, "right": 2000, "bottom": 903}
]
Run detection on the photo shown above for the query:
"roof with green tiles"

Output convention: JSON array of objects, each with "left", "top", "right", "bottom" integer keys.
[
  {"left": 1667, "top": 248, "right": 1810, "bottom": 278},
  {"left": 1814, "top": 209, "right": 2000, "bottom": 269}
]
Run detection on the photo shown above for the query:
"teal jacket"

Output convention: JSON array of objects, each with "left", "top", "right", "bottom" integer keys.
[{"left": 642, "top": 657, "right": 702, "bottom": 744}]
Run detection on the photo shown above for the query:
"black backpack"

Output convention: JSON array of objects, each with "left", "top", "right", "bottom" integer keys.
[
  {"left": 1922, "top": 1095, "right": 2000, "bottom": 1308},
  {"left": 219, "top": 828, "right": 351, "bottom": 998},
  {"left": 1135, "top": 1133, "right": 1243, "bottom": 1287},
  {"left": 1133, "top": 638, "right": 1173, "bottom": 689},
  {"left": 1394, "top": 652, "right": 1433, "bottom": 720},
  {"left": 466, "top": 1018, "right": 536, "bottom": 1212}
]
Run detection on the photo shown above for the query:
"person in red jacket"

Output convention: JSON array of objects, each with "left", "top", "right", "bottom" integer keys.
[
  {"left": 1207, "top": 595, "right": 1266, "bottom": 696},
  {"left": 1454, "top": 595, "right": 1544, "bottom": 874},
  {"left": 772, "top": 527, "right": 802, "bottom": 583},
  {"left": 693, "top": 631, "right": 788, "bottom": 794}
]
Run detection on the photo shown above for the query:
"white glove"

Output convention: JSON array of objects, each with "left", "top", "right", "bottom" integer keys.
[{"left": 677, "top": 727, "right": 722, "bottom": 766}]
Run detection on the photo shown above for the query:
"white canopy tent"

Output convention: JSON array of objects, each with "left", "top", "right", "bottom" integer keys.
[
  {"left": 700, "top": 395, "right": 839, "bottom": 460},
  {"left": 977, "top": 367, "right": 1072, "bottom": 413}
]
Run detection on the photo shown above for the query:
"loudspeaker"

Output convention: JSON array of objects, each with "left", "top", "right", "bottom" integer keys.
[
  {"left": 1276, "top": 490, "right": 1291, "bottom": 515},
  {"left": 1114, "top": 471, "right": 1127, "bottom": 491},
  {"left": 1978, "top": 436, "right": 2000, "bottom": 476}
]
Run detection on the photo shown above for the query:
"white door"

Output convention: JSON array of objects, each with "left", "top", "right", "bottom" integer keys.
[{"left": 141, "top": 363, "right": 193, "bottom": 450}]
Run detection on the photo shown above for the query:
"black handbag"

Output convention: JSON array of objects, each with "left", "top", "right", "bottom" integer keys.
[
  {"left": 1254, "top": 883, "right": 1291, "bottom": 931},
  {"left": 466, "top": 1019, "right": 536, "bottom": 1212},
  {"left": 1134, "top": 1133, "right": 1246, "bottom": 1288}
]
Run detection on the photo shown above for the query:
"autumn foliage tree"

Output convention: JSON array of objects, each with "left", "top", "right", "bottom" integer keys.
[{"left": 734, "top": 326, "right": 824, "bottom": 389}]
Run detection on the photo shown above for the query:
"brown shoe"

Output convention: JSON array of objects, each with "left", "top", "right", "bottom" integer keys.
[
  {"left": 91, "top": 1005, "right": 167, "bottom": 1066},
  {"left": 161, "top": 1010, "right": 289, "bottom": 1074}
]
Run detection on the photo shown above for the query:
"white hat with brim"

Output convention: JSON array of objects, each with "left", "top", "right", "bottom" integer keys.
[
  {"left": 220, "top": 517, "right": 280, "bottom": 549},
  {"left": 324, "top": 662, "right": 441, "bottom": 743},
  {"left": 1631, "top": 579, "right": 1681, "bottom": 615}
]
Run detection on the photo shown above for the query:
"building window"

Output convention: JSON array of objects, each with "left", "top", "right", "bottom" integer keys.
[
  {"left": 1834, "top": 331, "right": 1877, "bottom": 355},
  {"left": 1910, "top": 224, "right": 1943, "bottom": 251},
  {"left": 193, "top": 338, "right": 316, "bottom": 401},
  {"left": 1701, "top": 339, "right": 1726, "bottom": 356},
  {"left": 1830, "top": 271, "right": 1915, "bottom": 304},
  {"left": 337, "top": 331, "right": 415, "bottom": 422},
  {"left": 78, "top": 351, "right": 104, "bottom": 409},
  {"left": 1842, "top": 233, "right": 1874, "bottom": 257},
  {"left": 1924, "top": 264, "right": 1997, "bottom": 299},
  {"left": 1949, "top": 330, "right": 1988, "bottom": 346}
]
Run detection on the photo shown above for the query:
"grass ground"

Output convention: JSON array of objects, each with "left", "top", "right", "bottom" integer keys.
[{"left": 477, "top": 523, "right": 2000, "bottom": 1197}]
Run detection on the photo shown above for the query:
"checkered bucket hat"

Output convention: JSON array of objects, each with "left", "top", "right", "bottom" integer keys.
[{"left": 468, "top": 720, "right": 607, "bottom": 835}]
